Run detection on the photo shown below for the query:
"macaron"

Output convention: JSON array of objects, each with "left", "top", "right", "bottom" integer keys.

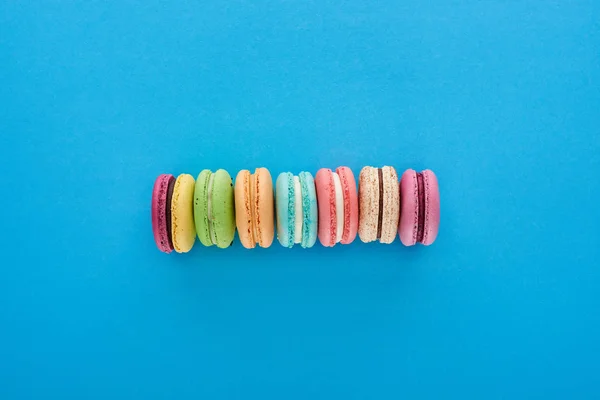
[
  {"left": 194, "top": 169, "right": 236, "bottom": 248},
  {"left": 399, "top": 169, "right": 440, "bottom": 246},
  {"left": 234, "top": 168, "right": 275, "bottom": 249},
  {"left": 314, "top": 167, "right": 359, "bottom": 247},
  {"left": 275, "top": 171, "right": 318, "bottom": 248},
  {"left": 358, "top": 166, "right": 399, "bottom": 244},
  {"left": 171, "top": 174, "right": 197, "bottom": 253},
  {"left": 151, "top": 174, "right": 176, "bottom": 253}
]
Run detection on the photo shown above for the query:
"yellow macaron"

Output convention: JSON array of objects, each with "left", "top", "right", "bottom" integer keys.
[{"left": 171, "top": 174, "right": 196, "bottom": 253}]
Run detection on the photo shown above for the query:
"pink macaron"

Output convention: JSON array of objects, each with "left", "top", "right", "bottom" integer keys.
[
  {"left": 399, "top": 169, "right": 440, "bottom": 246},
  {"left": 315, "top": 167, "right": 359, "bottom": 247},
  {"left": 151, "top": 174, "right": 176, "bottom": 253}
]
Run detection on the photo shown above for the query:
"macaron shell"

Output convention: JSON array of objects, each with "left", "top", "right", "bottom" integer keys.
[
  {"left": 171, "top": 174, "right": 196, "bottom": 253},
  {"left": 234, "top": 170, "right": 255, "bottom": 249},
  {"left": 315, "top": 168, "right": 336, "bottom": 247},
  {"left": 151, "top": 174, "right": 175, "bottom": 253},
  {"left": 254, "top": 168, "right": 275, "bottom": 248},
  {"left": 336, "top": 166, "right": 358, "bottom": 245},
  {"left": 358, "top": 166, "right": 379, "bottom": 243},
  {"left": 194, "top": 170, "right": 213, "bottom": 247},
  {"left": 275, "top": 172, "right": 294, "bottom": 248},
  {"left": 380, "top": 166, "right": 399, "bottom": 244},
  {"left": 210, "top": 169, "right": 236, "bottom": 248},
  {"left": 299, "top": 171, "right": 318, "bottom": 248},
  {"left": 421, "top": 170, "right": 440, "bottom": 246},
  {"left": 399, "top": 169, "right": 418, "bottom": 246},
  {"left": 293, "top": 177, "right": 303, "bottom": 244}
]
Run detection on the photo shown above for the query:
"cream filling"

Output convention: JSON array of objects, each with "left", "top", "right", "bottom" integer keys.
[
  {"left": 207, "top": 173, "right": 216, "bottom": 245},
  {"left": 333, "top": 172, "right": 344, "bottom": 243},
  {"left": 294, "top": 176, "right": 303, "bottom": 244}
]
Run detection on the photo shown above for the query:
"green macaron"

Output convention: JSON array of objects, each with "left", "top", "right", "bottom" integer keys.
[{"left": 194, "top": 169, "right": 236, "bottom": 248}]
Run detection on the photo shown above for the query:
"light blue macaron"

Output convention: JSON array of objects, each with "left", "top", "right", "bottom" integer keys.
[{"left": 275, "top": 171, "right": 318, "bottom": 248}]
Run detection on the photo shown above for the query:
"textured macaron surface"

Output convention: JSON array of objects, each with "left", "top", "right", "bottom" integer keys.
[
  {"left": 421, "top": 170, "right": 440, "bottom": 245},
  {"left": 171, "top": 174, "right": 196, "bottom": 253},
  {"left": 275, "top": 172, "right": 295, "bottom": 248},
  {"left": 299, "top": 172, "right": 318, "bottom": 248},
  {"left": 358, "top": 167, "right": 380, "bottom": 243},
  {"left": 315, "top": 168, "right": 337, "bottom": 247},
  {"left": 379, "top": 166, "right": 399, "bottom": 244},
  {"left": 151, "top": 174, "right": 175, "bottom": 253},
  {"left": 194, "top": 170, "right": 213, "bottom": 247},
  {"left": 210, "top": 169, "right": 236, "bottom": 248},
  {"left": 234, "top": 169, "right": 256, "bottom": 249},
  {"left": 336, "top": 167, "right": 358, "bottom": 245},
  {"left": 399, "top": 169, "right": 420, "bottom": 246},
  {"left": 252, "top": 168, "right": 274, "bottom": 248}
]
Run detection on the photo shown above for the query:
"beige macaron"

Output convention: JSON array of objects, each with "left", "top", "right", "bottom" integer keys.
[{"left": 358, "top": 166, "right": 399, "bottom": 244}]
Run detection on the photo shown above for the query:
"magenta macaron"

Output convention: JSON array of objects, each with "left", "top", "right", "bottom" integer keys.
[
  {"left": 399, "top": 169, "right": 440, "bottom": 246},
  {"left": 314, "top": 167, "right": 359, "bottom": 247},
  {"left": 151, "top": 174, "right": 176, "bottom": 253}
]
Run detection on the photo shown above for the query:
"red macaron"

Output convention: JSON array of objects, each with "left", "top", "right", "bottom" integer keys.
[{"left": 314, "top": 167, "right": 359, "bottom": 246}]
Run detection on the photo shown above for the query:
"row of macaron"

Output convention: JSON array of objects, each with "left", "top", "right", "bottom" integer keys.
[{"left": 151, "top": 166, "right": 440, "bottom": 253}]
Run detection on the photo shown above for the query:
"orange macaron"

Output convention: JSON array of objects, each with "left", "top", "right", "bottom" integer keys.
[{"left": 234, "top": 168, "right": 275, "bottom": 249}]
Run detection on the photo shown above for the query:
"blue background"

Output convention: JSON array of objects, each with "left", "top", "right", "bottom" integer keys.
[{"left": 1, "top": 1, "right": 599, "bottom": 399}]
